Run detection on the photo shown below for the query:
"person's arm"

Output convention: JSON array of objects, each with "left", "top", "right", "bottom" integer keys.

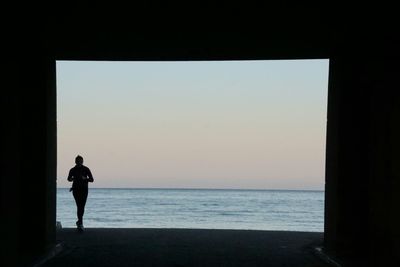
[
  {"left": 87, "top": 168, "right": 94, "bottom": 183},
  {"left": 67, "top": 169, "right": 74, "bottom": 182}
]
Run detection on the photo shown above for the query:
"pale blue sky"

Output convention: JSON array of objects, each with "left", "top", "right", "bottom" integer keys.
[{"left": 57, "top": 60, "right": 329, "bottom": 190}]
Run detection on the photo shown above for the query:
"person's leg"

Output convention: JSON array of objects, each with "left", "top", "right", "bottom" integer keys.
[
  {"left": 73, "top": 188, "right": 88, "bottom": 225},
  {"left": 78, "top": 188, "right": 88, "bottom": 224},
  {"left": 72, "top": 190, "right": 82, "bottom": 225}
]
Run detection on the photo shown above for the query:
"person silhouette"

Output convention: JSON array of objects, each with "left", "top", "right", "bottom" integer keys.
[{"left": 67, "top": 155, "right": 94, "bottom": 231}]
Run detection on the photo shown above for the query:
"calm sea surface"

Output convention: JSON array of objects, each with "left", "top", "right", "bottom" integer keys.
[{"left": 57, "top": 188, "right": 324, "bottom": 232}]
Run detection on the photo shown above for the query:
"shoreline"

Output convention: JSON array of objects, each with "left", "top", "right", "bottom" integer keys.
[{"left": 60, "top": 227, "right": 324, "bottom": 233}]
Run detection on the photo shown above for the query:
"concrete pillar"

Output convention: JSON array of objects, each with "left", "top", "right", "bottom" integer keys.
[
  {"left": 325, "top": 56, "right": 400, "bottom": 266},
  {"left": 1, "top": 56, "right": 22, "bottom": 267},
  {"left": 325, "top": 56, "right": 371, "bottom": 258},
  {"left": 366, "top": 58, "right": 400, "bottom": 266},
  {"left": 1, "top": 53, "right": 56, "bottom": 267}
]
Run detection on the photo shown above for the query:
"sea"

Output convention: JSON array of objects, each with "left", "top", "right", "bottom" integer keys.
[{"left": 57, "top": 188, "right": 324, "bottom": 232}]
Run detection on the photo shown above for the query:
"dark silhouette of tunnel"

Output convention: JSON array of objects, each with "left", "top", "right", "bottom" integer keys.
[{"left": 2, "top": 4, "right": 399, "bottom": 267}]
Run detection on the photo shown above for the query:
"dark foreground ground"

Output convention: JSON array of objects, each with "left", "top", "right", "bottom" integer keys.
[{"left": 41, "top": 228, "right": 329, "bottom": 267}]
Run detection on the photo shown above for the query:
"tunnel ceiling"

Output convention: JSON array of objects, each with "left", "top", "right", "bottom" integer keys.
[{"left": 11, "top": 4, "right": 398, "bottom": 60}]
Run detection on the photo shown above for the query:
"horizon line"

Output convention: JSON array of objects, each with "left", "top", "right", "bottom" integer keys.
[{"left": 56, "top": 187, "right": 324, "bottom": 191}]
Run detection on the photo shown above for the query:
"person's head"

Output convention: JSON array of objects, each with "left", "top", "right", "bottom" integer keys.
[{"left": 75, "top": 155, "right": 83, "bottom": 166}]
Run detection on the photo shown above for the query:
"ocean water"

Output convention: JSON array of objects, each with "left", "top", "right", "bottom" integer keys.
[{"left": 57, "top": 188, "right": 324, "bottom": 232}]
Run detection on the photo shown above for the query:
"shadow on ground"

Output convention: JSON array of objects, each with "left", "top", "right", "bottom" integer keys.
[{"left": 41, "top": 228, "right": 329, "bottom": 267}]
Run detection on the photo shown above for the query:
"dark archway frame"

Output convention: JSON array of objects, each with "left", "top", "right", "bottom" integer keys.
[{"left": 3, "top": 7, "right": 399, "bottom": 266}]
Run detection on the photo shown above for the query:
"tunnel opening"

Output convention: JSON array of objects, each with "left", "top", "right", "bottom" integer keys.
[{"left": 55, "top": 59, "right": 329, "bottom": 232}]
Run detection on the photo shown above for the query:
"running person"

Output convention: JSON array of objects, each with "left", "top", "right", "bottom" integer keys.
[{"left": 67, "top": 155, "right": 94, "bottom": 230}]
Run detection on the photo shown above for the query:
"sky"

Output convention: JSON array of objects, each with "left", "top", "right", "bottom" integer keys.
[{"left": 56, "top": 60, "right": 329, "bottom": 190}]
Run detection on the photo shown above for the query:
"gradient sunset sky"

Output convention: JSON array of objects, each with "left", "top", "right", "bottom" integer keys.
[{"left": 56, "top": 60, "right": 329, "bottom": 190}]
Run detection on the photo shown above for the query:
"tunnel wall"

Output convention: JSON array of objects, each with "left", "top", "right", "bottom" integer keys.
[
  {"left": 2, "top": 52, "right": 56, "bottom": 267},
  {"left": 2, "top": 6, "right": 400, "bottom": 266},
  {"left": 325, "top": 56, "right": 400, "bottom": 266}
]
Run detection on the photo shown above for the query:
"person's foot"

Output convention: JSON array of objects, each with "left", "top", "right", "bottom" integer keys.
[{"left": 76, "top": 220, "right": 84, "bottom": 231}]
